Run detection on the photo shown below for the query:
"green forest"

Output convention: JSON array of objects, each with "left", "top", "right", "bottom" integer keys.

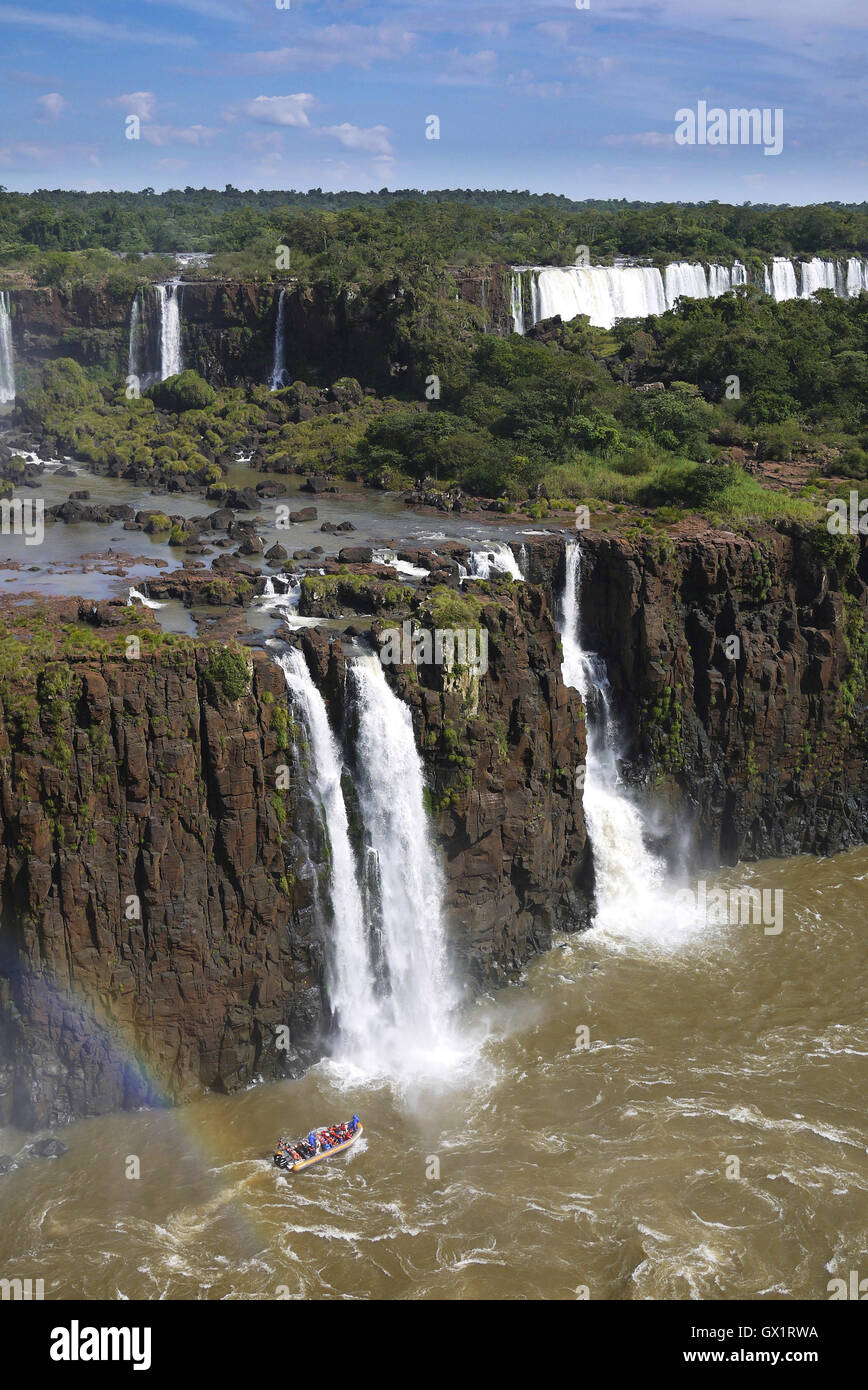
[
  {"left": 2, "top": 187, "right": 868, "bottom": 289},
  {"left": 3, "top": 190, "right": 867, "bottom": 530},
  {"left": 13, "top": 284, "right": 867, "bottom": 530}
]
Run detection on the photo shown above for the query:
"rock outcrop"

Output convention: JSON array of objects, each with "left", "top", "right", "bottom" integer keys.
[
  {"left": 524, "top": 525, "right": 868, "bottom": 863},
  {"left": 0, "top": 578, "right": 587, "bottom": 1128}
]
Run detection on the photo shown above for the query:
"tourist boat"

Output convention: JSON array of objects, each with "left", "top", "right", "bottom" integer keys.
[{"left": 273, "top": 1121, "right": 363, "bottom": 1173}]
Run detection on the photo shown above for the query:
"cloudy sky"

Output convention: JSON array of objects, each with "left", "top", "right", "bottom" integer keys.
[{"left": 0, "top": 0, "right": 865, "bottom": 200}]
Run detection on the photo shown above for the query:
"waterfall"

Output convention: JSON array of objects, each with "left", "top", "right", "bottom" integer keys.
[
  {"left": 534, "top": 264, "right": 667, "bottom": 331},
  {"left": 128, "top": 283, "right": 183, "bottom": 384},
  {"left": 127, "top": 586, "right": 165, "bottom": 610},
  {"left": 559, "top": 540, "right": 697, "bottom": 948},
  {"left": 845, "top": 257, "right": 868, "bottom": 295},
  {"left": 157, "top": 281, "right": 183, "bottom": 379},
  {"left": 274, "top": 645, "right": 457, "bottom": 1073},
  {"left": 510, "top": 270, "right": 525, "bottom": 335},
  {"left": 127, "top": 290, "right": 143, "bottom": 383},
  {"left": 522, "top": 256, "right": 866, "bottom": 330},
  {"left": 0, "top": 292, "right": 16, "bottom": 404},
  {"left": 277, "top": 651, "right": 379, "bottom": 1057},
  {"left": 349, "top": 652, "right": 455, "bottom": 1055},
  {"left": 269, "top": 287, "right": 290, "bottom": 390},
  {"left": 467, "top": 542, "right": 524, "bottom": 581},
  {"left": 799, "top": 258, "right": 838, "bottom": 298}
]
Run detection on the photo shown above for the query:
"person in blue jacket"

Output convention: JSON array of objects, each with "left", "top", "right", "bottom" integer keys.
[
  {"left": 308, "top": 1131, "right": 317, "bottom": 1152},
  {"left": 351, "top": 1114, "right": 360, "bottom": 1132}
]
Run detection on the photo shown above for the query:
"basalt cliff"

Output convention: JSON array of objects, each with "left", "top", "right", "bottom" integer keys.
[
  {"left": 0, "top": 578, "right": 585, "bottom": 1129},
  {"left": 0, "top": 523, "right": 866, "bottom": 1129}
]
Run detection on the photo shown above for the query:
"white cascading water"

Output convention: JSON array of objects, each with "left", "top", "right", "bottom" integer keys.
[
  {"left": 467, "top": 542, "right": 524, "bottom": 581},
  {"left": 349, "top": 652, "right": 456, "bottom": 1063},
  {"left": 522, "top": 255, "right": 866, "bottom": 330},
  {"left": 129, "top": 284, "right": 184, "bottom": 383},
  {"left": 372, "top": 548, "right": 431, "bottom": 579},
  {"left": 559, "top": 540, "right": 698, "bottom": 948},
  {"left": 269, "top": 287, "right": 288, "bottom": 391},
  {"left": 157, "top": 282, "right": 183, "bottom": 379},
  {"left": 510, "top": 270, "right": 525, "bottom": 335},
  {"left": 127, "top": 586, "right": 166, "bottom": 610},
  {"left": 274, "top": 645, "right": 458, "bottom": 1074},
  {"left": 799, "top": 258, "right": 838, "bottom": 298},
  {"left": 534, "top": 264, "right": 667, "bottom": 331},
  {"left": 0, "top": 291, "right": 16, "bottom": 404},
  {"left": 127, "top": 290, "right": 143, "bottom": 383},
  {"left": 762, "top": 258, "right": 798, "bottom": 301},
  {"left": 846, "top": 257, "right": 868, "bottom": 295},
  {"left": 277, "top": 650, "right": 380, "bottom": 1058}
]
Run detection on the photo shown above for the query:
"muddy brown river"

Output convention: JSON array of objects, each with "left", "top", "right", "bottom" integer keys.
[{"left": 1, "top": 848, "right": 865, "bottom": 1301}]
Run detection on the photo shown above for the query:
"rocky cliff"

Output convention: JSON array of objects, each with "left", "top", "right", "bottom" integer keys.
[
  {"left": 6, "top": 273, "right": 491, "bottom": 392},
  {"left": 0, "top": 580, "right": 587, "bottom": 1128},
  {"left": 524, "top": 525, "right": 868, "bottom": 864}
]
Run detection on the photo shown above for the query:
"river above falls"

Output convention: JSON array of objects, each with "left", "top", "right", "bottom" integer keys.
[{"left": 0, "top": 449, "right": 565, "bottom": 603}]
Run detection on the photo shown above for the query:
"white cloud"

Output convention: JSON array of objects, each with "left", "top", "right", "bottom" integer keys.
[
  {"left": 108, "top": 92, "right": 157, "bottom": 120},
  {"left": 226, "top": 25, "right": 417, "bottom": 73},
  {"left": 232, "top": 94, "right": 316, "bottom": 128},
  {"left": 141, "top": 124, "right": 218, "bottom": 147},
  {"left": 320, "top": 123, "right": 395, "bottom": 157},
  {"left": 36, "top": 92, "right": 67, "bottom": 121}
]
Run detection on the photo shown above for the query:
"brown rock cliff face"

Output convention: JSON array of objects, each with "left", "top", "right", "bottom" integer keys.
[
  {"left": 0, "top": 650, "right": 325, "bottom": 1128},
  {"left": 524, "top": 527, "right": 868, "bottom": 864},
  {"left": 7, "top": 279, "right": 449, "bottom": 392},
  {"left": 0, "top": 580, "right": 588, "bottom": 1127},
  {"left": 297, "top": 579, "right": 588, "bottom": 985}
]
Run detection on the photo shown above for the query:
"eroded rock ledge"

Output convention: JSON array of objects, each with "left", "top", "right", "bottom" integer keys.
[{"left": 0, "top": 578, "right": 586, "bottom": 1128}]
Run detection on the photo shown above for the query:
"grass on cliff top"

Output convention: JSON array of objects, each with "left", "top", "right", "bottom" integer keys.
[
  {"left": 540, "top": 457, "right": 819, "bottom": 526},
  {"left": 0, "top": 605, "right": 198, "bottom": 682}
]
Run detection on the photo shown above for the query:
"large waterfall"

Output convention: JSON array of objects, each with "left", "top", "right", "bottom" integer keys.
[
  {"left": 277, "top": 645, "right": 457, "bottom": 1075},
  {"left": 0, "top": 292, "right": 15, "bottom": 404},
  {"left": 277, "top": 650, "right": 379, "bottom": 1057},
  {"left": 269, "top": 287, "right": 290, "bottom": 391},
  {"left": 157, "top": 281, "right": 183, "bottom": 379},
  {"left": 349, "top": 653, "right": 455, "bottom": 1055},
  {"left": 559, "top": 540, "right": 697, "bottom": 948},
  {"left": 513, "top": 255, "right": 868, "bottom": 332},
  {"left": 128, "top": 282, "right": 183, "bottom": 385}
]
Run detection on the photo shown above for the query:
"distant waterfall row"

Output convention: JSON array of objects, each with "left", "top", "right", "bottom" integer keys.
[
  {"left": 0, "top": 292, "right": 16, "bottom": 404},
  {"left": 511, "top": 256, "right": 868, "bottom": 332},
  {"left": 127, "top": 281, "right": 183, "bottom": 386},
  {"left": 277, "top": 647, "right": 455, "bottom": 1077}
]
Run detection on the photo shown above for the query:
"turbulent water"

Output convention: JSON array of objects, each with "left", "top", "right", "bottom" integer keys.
[
  {"left": 467, "top": 542, "right": 524, "bottom": 581},
  {"left": 0, "top": 845, "right": 864, "bottom": 1300},
  {"left": 0, "top": 543, "right": 864, "bottom": 1300},
  {"left": 0, "top": 291, "right": 15, "bottom": 403},
  {"left": 513, "top": 255, "right": 868, "bottom": 332}
]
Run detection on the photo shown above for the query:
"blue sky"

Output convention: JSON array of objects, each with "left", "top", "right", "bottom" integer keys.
[{"left": 0, "top": 0, "right": 865, "bottom": 201}]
